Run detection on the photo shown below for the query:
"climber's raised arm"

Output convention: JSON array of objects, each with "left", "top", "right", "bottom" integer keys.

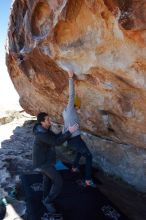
[{"left": 66, "top": 70, "right": 75, "bottom": 110}]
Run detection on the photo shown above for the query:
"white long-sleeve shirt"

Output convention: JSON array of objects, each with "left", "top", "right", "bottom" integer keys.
[{"left": 63, "top": 78, "right": 81, "bottom": 137}]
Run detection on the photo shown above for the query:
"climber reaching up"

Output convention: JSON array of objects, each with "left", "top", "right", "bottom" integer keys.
[{"left": 62, "top": 70, "right": 96, "bottom": 188}]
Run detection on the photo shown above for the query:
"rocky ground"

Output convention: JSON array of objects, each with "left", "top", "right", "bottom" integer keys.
[{"left": 0, "top": 111, "right": 146, "bottom": 220}]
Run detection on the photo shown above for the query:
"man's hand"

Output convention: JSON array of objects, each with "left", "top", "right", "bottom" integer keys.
[
  {"left": 68, "top": 70, "right": 74, "bottom": 78},
  {"left": 68, "top": 123, "right": 79, "bottom": 133}
]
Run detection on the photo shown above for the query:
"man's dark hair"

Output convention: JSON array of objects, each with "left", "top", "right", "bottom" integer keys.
[
  {"left": 37, "top": 112, "right": 48, "bottom": 124},
  {"left": 0, "top": 204, "right": 6, "bottom": 220}
]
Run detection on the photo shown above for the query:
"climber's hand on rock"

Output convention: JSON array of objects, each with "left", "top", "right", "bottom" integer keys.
[{"left": 68, "top": 70, "right": 74, "bottom": 78}]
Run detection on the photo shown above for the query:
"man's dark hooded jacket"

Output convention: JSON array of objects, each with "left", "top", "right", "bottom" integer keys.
[{"left": 33, "top": 123, "right": 71, "bottom": 169}]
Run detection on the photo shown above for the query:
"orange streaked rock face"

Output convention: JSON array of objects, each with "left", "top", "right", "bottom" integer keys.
[{"left": 6, "top": 0, "right": 146, "bottom": 147}]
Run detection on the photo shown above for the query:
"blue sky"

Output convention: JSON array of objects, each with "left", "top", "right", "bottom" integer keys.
[
  {"left": 0, "top": 0, "right": 19, "bottom": 109},
  {"left": 0, "top": 0, "right": 12, "bottom": 59}
]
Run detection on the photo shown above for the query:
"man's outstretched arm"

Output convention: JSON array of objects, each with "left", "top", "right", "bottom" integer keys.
[{"left": 38, "top": 123, "right": 79, "bottom": 147}]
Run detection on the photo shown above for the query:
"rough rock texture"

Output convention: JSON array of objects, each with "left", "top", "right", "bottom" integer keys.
[{"left": 6, "top": 0, "right": 146, "bottom": 190}]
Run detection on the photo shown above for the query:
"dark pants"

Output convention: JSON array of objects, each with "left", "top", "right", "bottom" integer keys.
[
  {"left": 42, "top": 166, "right": 63, "bottom": 203},
  {"left": 67, "top": 135, "right": 92, "bottom": 180}
]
